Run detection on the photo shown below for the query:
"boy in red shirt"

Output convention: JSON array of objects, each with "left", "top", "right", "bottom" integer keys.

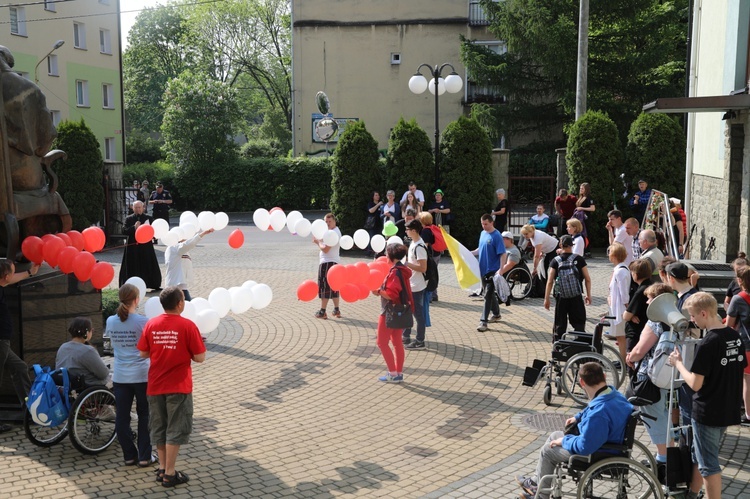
[{"left": 138, "top": 286, "right": 206, "bottom": 488}]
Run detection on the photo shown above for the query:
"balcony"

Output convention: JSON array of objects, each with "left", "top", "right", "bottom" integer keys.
[
  {"left": 464, "top": 82, "right": 506, "bottom": 105},
  {"left": 469, "top": 1, "right": 491, "bottom": 26}
]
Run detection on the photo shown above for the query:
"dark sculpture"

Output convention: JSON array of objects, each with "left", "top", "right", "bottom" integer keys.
[{"left": 0, "top": 46, "right": 71, "bottom": 260}]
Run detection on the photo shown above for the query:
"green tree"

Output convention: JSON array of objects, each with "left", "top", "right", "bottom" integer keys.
[
  {"left": 461, "top": 0, "right": 687, "bottom": 144},
  {"left": 385, "top": 117, "right": 434, "bottom": 194},
  {"left": 330, "top": 121, "right": 382, "bottom": 235},
  {"left": 625, "top": 113, "right": 686, "bottom": 199},
  {"left": 125, "top": 131, "right": 164, "bottom": 163},
  {"left": 53, "top": 119, "right": 105, "bottom": 230},
  {"left": 440, "top": 116, "right": 494, "bottom": 245},
  {"left": 566, "top": 110, "right": 622, "bottom": 245}
]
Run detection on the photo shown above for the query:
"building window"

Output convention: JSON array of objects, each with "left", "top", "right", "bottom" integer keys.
[
  {"left": 390, "top": 53, "right": 401, "bottom": 65},
  {"left": 50, "top": 110, "right": 62, "bottom": 126},
  {"left": 104, "top": 138, "right": 115, "bottom": 161},
  {"left": 17, "top": 71, "right": 30, "bottom": 80},
  {"left": 44, "top": 0, "right": 56, "bottom": 12},
  {"left": 10, "top": 7, "right": 27, "bottom": 36},
  {"left": 48, "top": 55, "right": 59, "bottom": 76},
  {"left": 99, "top": 29, "right": 111, "bottom": 54},
  {"left": 76, "top": 80, "right": 89, "bottom": 107},
  {"left": 74, "top": 22, "right": 86, "bottom": 49},
  {"left": 102, "top": 83, "right": 114, "bottom": 109}
]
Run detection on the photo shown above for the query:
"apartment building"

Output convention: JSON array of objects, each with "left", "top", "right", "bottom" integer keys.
[
  {"left": 2, "top": 0, "right": 123, "bottom": 162},
  {"left": 291, "top": 0, "right": 501, "bottom": 156}
]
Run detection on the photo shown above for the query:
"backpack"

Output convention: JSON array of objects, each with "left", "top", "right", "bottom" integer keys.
[
  {"left": 416, "top": 243, "right": 439, "bottom": 292},
  {"left": 428, "top": 225, "right": 447, "bottom": 252},
  {"left": 553, "top": 254, "right": 582, "bottom": 299},
  {"left": 647, "top": 325, "right": 683, "bottom": 389},
  {"left": 27, "top": 365, "right": 70, "bottom": 427}
]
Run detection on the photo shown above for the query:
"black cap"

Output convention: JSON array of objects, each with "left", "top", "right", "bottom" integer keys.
[
  {"left": 560, "top": 235, "right": 574, "bottom": 248},
  {"left": 666, "top": 262, "right": 689, "bottom": 280}
]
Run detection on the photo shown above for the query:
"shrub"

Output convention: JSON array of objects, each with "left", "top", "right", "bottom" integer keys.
[
  {"left": 53, "top": 119, "right": 106, "bottom": 230},
  {"left": 508, "top": 142, "right": 559, "bottom": 177},
  {"left": 240, "top": 139, "right": 285, "bottom": 158},
  {"left": 122, "top": 160, "right": 181, "bottom": 208},
  {"left": 566, "top": 110, "right": 622, "bottom": 246},
  {"left": 385, "top": 117, "right": 434, "bottom": 194},
  {"left": 101, "top": 289, "right": 119, "bottom": 322},
  {"left": 329, "top": 121, "right": 382, "bottom": 234},
  {"left": 440, "top": 116, "right": 494, "bottom": 245},
  {"left": 125, "top": 131, "right": 164, "bottom": 163},
  {"left": 625, "top": 113, "right": 686, "bottom": 200}
]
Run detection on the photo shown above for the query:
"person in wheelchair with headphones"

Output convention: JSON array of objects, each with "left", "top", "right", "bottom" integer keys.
[{"left": 515, "top": 362, "right": 633, "bottom": 499}]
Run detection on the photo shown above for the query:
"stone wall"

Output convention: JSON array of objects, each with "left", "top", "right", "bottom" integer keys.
[{"left": 492, "top": 148, "right": 509, "bottom": 192}]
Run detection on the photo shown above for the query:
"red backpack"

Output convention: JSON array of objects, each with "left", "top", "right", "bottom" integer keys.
[{"left": 428, "top": 225, "right": 447, "bottom": 252}]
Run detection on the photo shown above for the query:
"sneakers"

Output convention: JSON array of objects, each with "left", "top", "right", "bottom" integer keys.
[
  {"left": 401, "top": 336, "right": 411, "bottom": 345},
  {"left": 314, "top": 309, "right": 328, "bottom": 319},
  {"left": 405, "top": 340, "right": 425, "bottom": 350},
  {"left": 488, "top": 314, "right": 502, "bottom": 323},
  {"left": 477, "top": 322, "right": 488, "bottom": 332},
  {"left": 378, "top": 373, "right": 404, "bottom": 383},
  {"left": 516, "top": 475, "right": 537, "bottom": 497},
  {"left": 331, "top": 308, "right": 341, "bottom": 318}
]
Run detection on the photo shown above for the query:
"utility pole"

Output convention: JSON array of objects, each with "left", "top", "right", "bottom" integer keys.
[{"left": 575, "top": 0, "right": 589, "bottom": 120}]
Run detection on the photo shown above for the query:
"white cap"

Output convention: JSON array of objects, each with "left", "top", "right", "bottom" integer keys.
[
  {"left": 501, "top": 231, "right": 514, "bottom": 239},
  {"left": 669, "top": 197, "right": 681, "bottom": 205}
]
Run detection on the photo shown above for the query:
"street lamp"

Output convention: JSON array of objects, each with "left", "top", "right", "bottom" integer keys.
[
  {"left": 408, "top": 63, "right": 463, "bottom": 189},
  {"left": 34, "top": 39, "right": 65, "bottom": 83}
]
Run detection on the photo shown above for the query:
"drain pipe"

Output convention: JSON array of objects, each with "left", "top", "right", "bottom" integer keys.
[{"left": 684, "top": 0, "right": 700, "bottom": 217}]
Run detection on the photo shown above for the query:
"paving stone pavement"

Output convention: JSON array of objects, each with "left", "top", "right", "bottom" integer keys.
[{"left": 2, "top": 219, "right": 750, "bottom": 498}]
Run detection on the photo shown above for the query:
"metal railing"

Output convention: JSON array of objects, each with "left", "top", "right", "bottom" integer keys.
[{"left": 468, "top": 1, "right": 491, "bottom": 26}]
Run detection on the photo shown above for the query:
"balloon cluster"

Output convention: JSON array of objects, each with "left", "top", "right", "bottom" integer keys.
[
  {"left": 21, "top": 227, "right": 115, "bottom": 289},
  {"left": 137, "top": 277, "right": 274, "bottom": 336},
  {"left": 297, "top": 257, "right": 391, "bottom": 303},
  {"left": 153, "top": 211, "right": 231, "bottom": 248}
]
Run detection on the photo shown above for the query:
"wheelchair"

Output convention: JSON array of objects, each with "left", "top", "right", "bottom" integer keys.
[
  {"left": 523, "top": 317, "right": 625, "bottom": 406},
  {"left": 535, "top": 410, "right": 663, "bottom": 498},
  {"left": 505, "top": 255, "right": 533, "bottom": 301},
  {"left": 24, "top": 369, "right": 118, "bottom": 455}
]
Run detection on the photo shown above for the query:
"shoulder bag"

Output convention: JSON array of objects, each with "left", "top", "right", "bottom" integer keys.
[{"left": 385, "top": 267, "right": 414, "bottom": 329}]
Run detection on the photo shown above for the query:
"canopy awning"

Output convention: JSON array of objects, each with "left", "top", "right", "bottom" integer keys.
[{"left": 643, "top": 93, "right": 750, "bottom": 113}]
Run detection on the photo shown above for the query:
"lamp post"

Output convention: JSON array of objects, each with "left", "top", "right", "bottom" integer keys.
[
  {"left": 34, "top": 39, "right": 64, "bottom": 83},
  {"left": 408, "top": 63, "right": 463, "bottom": 190}
]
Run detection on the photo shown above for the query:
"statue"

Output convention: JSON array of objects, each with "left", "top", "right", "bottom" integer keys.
[{"left": 0, "top": 45, "right": 72, "bottom": 260}]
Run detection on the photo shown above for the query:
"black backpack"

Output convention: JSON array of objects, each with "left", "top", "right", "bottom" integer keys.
[{"left": 416, "top": 243, "right": 439, "bottom": 292}]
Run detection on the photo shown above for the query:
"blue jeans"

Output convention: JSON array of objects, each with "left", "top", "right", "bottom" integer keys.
[
  {"left": 113, "top": 382, "right": 151, "bottom": 463},
  {"left": 691, "top": 420, "right": 725, "bottom": 477},
  {"left": 403, "top": 290, "right": 426, "bottom": 342}
]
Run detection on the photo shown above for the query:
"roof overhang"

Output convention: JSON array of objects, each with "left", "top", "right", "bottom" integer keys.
[{"left": 643, "top": 93, "right": 750, "bottom": 114}]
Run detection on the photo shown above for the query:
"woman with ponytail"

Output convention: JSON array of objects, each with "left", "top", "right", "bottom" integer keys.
[{"left": 105, "top": 284, "right": 154, "bottom": 467}]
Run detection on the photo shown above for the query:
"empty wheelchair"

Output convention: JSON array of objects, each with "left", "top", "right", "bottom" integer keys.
[
  {"left": 523, "top": 318, "right": 624, "bottom": 406},
  {"left": 536, "top": 410, "right": 663, "bottom": 498},
  {"left": 24, "top": 368, "right": 117, "bottom": 455}
]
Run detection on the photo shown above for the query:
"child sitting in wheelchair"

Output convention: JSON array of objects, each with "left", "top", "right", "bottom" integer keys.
[{"left": 55, "top": 317, "right": 110, "bottom": 388}]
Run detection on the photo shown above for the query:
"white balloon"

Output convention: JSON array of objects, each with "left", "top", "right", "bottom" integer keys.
[
  {"left": 353, "top": 229, "right": 370, "bottom": 250},
  {"left": 229, "top": 287, "right": 254, "bottom": 314},
  {"left": 179, "top": 211, "right": 198, "bottom": 227},
  {"left": 253, "top": 208, "right": 270, "bottom": 231},
  {"left": 339, "top": 235, "right": 354, "bottom": 250},
  {"left": 387, "top": 235, "right": 403, "bottom": 247},
  {"left": 370, "top": 234, "right": 386, "bottom": 253},
  {"left": 191, "top": 297, "right": 212, "bottom": 313},
  {"left": 269, "top": 210, "right": 287, "bottom": 232},
  {"left": 294, "top": 218, "right": 312, "bottom": 238},
  {"left": 159, "top": 230, "right": 178, "bottom": 247},
  {"left": 213, "top": 212, "right": 229, "bottom": 231},
  {"left": 180, "top": 222, "right": 197, "bottom": 239},
  {"left": 152, "top": 218, "right": 170, "bottom": 240},
  {"left": 196, "top": 308, "right": 220, "bottom": 335},
  {"left": 251, "top": 283, "right": 273, "bottom": 309},
  {"left": 124, "top": 276, "right": 147, "bottom": 304},
  {"left": 285, "top": 211, "right": 303, "bottom": 234},
  {"left": 170, "top": 226, "right": 185, "bottom": 242},
  {"left": 311, "top": 219, "right": 327, "bottom": 240},
  {"left": 322, "top": 230, "right": 339, "bottom": 247},
  {"left": 181, "top": 300, "right": 198, "bottom": 324},
  {"left": 198, "top": 211, "right": 216, "bottom": 231},
  {"left": 144, "top": 296, "right": 164, "bottom": 318},
  {"left": 208, "top": 287, "right": 232, "bottom": 318},
  {"left": 241, "top": 280, "right": 258, "bottom": 290}
]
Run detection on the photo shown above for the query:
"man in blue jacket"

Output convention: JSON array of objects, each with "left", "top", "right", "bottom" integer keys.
[
  {"left": 516, "top": 362, "right": 633, "bottom": 499},
  {"left": 629, "top": 179, "right": 652, "bottom": 224}
]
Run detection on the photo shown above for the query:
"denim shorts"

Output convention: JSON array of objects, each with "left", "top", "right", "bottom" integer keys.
[
  {"left": 691, "top": 420, "right": 725, "bottom": 477},
  {"left": 148, "top": 393, "right": 193, "bottom": 446}
]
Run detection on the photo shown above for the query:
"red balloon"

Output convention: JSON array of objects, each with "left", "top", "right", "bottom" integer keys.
[
  {"left": 270, "top": 207, "right": 282, "bottom": 213},
  {"left": 21, "top": 236, "right": 44, "bottom": 264},
  {"left": 228, "top": 229, "right": 244, "bottom": 249},
  {"left": 57, "top": 246, "right": 79, "bottom": 274},
  {"left": 82, "top": 227, "right": 105, "bottom": 253},
  {"left": 73, "top": 251, "right": 96, "bottom": 282},
  {"left": 296, "top": 280, "right": 318, "bottom": 302},
  {"left": 326, "top": 264, "right": 346, "bottom": 291},
  {"left": 354, "top": 262, "right": 370, "bottom": 284},
  {"left": 376, "top": 256, "right": 388, "bottom": 264},
  {"left": 56, "top": 232, "right": 72, "bottom": 247},
  {"left": 135, "top": 224, "right": 155, "bottom": 244},
  {"left": 356, "top": 283, "right": 370, "bottom": 300},
  {"left": 67, "top": 230, "right": 85, "bottom": 251},
  {"left": 340, "top": 283, "right": 359, "bottom": 303},
  {"left": 90, "top": 262, "right": 115, "bottom": 289},
  {"left": 42, "top": 235, "right": 66, "bottom": 267},
  {"left": 367, "top": 269, "right": 383, "bottom": 291}
]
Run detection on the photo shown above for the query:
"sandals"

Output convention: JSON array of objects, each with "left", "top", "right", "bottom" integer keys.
[
  {"left": 124, "top": 459, "right": 137, "bottom": 466},
  {"left": 138, "top": 456, "right": 158, "bottom": 468},
  {"left": 155, "top": 469, "right": 165, "bottom": 483},
  {"left": 162, "top": 470, "right": 189, "bottom": 488}
]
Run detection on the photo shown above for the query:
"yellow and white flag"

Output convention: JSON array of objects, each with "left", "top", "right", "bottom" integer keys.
[{"left": 440, "top": 226, "right": 481, "bottom": 292}]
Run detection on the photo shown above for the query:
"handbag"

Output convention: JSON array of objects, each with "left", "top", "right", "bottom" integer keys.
[
  {"left": 364, "top": 215, "right": 376, "bottom": 230},
  {"left": 625, "top": 363, "right": 660, "bottom": 406},
  {"left": 384, "top": 267, "right": 413, "bottom": 329}
]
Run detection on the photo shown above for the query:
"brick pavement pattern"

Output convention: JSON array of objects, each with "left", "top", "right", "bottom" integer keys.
[{"left": 2, "top": 222, "right": 750, "bottom": 498}]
